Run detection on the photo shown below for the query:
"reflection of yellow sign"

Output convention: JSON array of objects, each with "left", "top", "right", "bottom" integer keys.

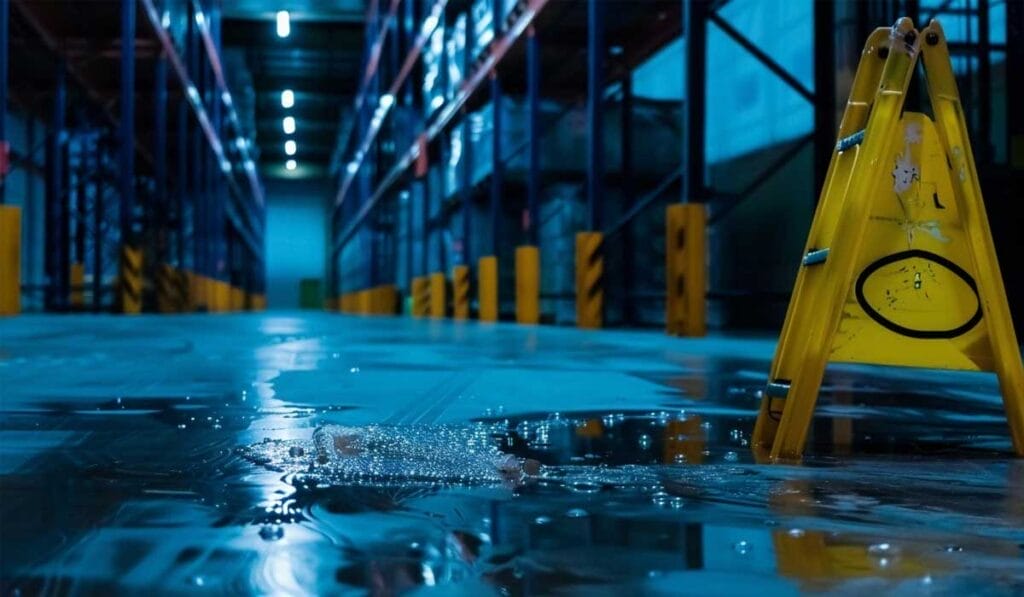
[{"left": 753, "top": 19, "right": 1024, "bottom": 462}]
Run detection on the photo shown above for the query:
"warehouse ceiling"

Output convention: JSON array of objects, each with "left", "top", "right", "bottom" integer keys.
[{"left": 223, "top": 0, "right": 365, "bottom": 179}]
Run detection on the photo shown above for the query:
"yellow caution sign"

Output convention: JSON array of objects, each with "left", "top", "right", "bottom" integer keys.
[
  {"left": 753, "top": 19, "right": 1024, "bottom": 462},
  {"left": 575, "top": 232, "right": 603, "bottom": 329},
  {"left": 453, "top": 265, "right": 470, "bottom": 320}
]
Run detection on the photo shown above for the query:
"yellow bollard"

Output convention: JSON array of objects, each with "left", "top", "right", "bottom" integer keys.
[
  {"left": 377, "top": 284, "right": 398, "bottom": 315},
  {"left": 665, "top": 203, "right": 706, "bottom": 337},
  {"left": 70, "top": 263, "right": 85, "bottom": 308},
  {"left": 156, "top": 264, "right": 183, "bottom": 313},
  {"left": 119, "top": 245, "right": 143, "bottom": 314},
  {"left": 575, "top": 232, "right": 603, "bottom": 329},
  {"left": 0, "top": 206, "right": 20, "bottom": 315},
  {"left": 411, "top": 276, "right": 429, "bottom": 318},
  {"left": 478, "top": 256, "right": 498, "bottom": 322},
  {"left": 429, "top": 272, "right": 446, "bottom": 319},
  {"left": 515, "top": 246, "right": 540, "bottom": 324},
  {"left": 231, "top": 286, "right": 244, "bottom": 311},
  {"left": 452, "top": 265, "right": 470, "bottom": 320}
]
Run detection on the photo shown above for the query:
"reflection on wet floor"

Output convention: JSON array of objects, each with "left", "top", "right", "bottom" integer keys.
[{"left": 1, "top": 314, "right": 1022, "bottom": 594}]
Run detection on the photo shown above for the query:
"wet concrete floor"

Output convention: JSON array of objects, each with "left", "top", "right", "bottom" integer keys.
[{"left": 1, "top": 313, "right": 1022, "bottom": 594}]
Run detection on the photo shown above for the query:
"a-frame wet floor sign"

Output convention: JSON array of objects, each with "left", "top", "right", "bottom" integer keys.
[{"left": 752, "top": 18, "right": 1024, "bottom": 463}]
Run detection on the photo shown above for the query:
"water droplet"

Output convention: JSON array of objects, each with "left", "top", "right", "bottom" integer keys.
[
  {"left": 189, "top": 575, "right": 205, "bottom": 587},
  {"left": 566, "top": 508, "right": 589, "bottom": 518},
  {"left": 943, "top": 544, "right": 963, "bottom": 553},
  {"left": 534, "top": 516, "right": 552, "bottom": 525},
  {"left": 259, "top": 525, "right": 285, "bottom": 541},
  {"left": 733, "top": 540, "right": 752, "bottom": 555},
  {"left": 638, "top": 434, "right": 652, "bottom": 450},
  {"left": 723, "top": 451, "right": 739, "bottom": 462},
  {"left": 868, "top": 542, "right": 894, "bottom": 557},
  {"left": 788, "top": 528, "right": 805, "bottom": 538},
  {"left": 177, "top": 423, "right": 187, "bottom": 430},
  {"left": 349, "top": 367, "right": 360, "bottom": 373}
]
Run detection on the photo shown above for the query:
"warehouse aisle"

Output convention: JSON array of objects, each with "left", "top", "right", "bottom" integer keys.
[{"left": 1, "top": 313, "right": 1022, "bottom": 593}]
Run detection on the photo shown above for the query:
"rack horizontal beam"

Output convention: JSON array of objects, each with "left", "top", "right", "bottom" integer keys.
[{"left": 333, "top": 0, "right": 552, "bottom": 255}]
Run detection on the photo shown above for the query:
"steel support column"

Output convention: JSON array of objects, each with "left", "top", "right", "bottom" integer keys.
[
  {"left": 75, "top": 137, "right": 86, "bottom": 268},
  {"left": 460, "top": 116, "right": 472, "bottom": 265},
  {"left": 976, "top": 0, "right": 991, "bottom": 164},
  {"left": 621, "top": 75, "right": 634, "bottom": 323},
  {"left": 45, "top": 62, "right": 67, "bottom": 310},
  {"left": 119, "top": 0, "right": 136, "bottom": 246},
  {"left": 683, "top": 0, "right": 707, "bottom": 203},
  {"left": 586, "top": 0, "right": 604, "bottom": 230},
  {"left": 154, "top": 52, "right": 168, "bottom": 266},
  {"left": 526, "top": 26, "right": 540, "bottom": 246},
  {"left": 813, "top": 0, "right": 835, "bottom": 199},
  {"left": 0, "top": 0, "right": 7, "bottom": 205},
  {"left": 490, "top": 72, "right": 502, "bottom": 256},
  {"left": 188, "top": 12, "right": 204, "bottom": 283},
  {"left": 177, "top": 97, "right": 187, "bottom": 268},
  {"left": 93, "top": 139, "right": 104, "bottom": 311}
]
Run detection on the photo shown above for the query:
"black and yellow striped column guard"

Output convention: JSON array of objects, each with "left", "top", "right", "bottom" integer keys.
[
  {"left": 119, "top": 245, "right": 144, "bottom": 314},
  {"left": 575, "top": 232, "right": 603, "bottom": 329},
  {"left": 411, "top": 276, "right": 430, "bottom": 318},
  {"left": 156, "top": 264, "right": 185, "bottom": 313},
  {"left": 452, "top": 265, "right": 470, "bottom": 320}
]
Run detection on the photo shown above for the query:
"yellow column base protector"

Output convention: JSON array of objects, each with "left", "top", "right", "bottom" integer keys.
[
  {"left": 0, "top": 206, "right": 20, "bottom": 315},
  {"left": 478, "top": 256, "right": 498, "bottom": 322},
  {"left": 70, "top": 263, "right": 85, "bottom": 307},
  {"left": 515, "top": 246, "right": 539, "bottom": 324},
  {"left": 429, "top": 272, "right": 446, "bottom": 319},
  {"left": 373, "top": 285, "right": 398, "bottom": 314},
  {"left": 230, "top": 286, "right": 244, "bottom": 311},
  {"left": 575, "top": 232, "right": 603, "bottom": 329},
  {"left": 665, "top": 204, "right": 706, "bottom": 337},
  {"left": 119, "top": 245, "right": 143, "bottom": 315},
  {"left": 452, "top": 265, "right": 470, "bottom": 320},
  {"left": 411, "top": 276, "right": 429, "bottom": 318}
]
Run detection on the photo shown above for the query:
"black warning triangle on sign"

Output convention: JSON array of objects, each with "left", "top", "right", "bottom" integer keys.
[{"left": 751, "top": 18, "right": 1024, "bottom": 463}]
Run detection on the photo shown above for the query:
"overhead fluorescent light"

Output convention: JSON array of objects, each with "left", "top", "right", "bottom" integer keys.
[
  {"left": 281, "top": 89, "right": 295, "bottom": 109},
  {"left": 276, "top": 11, "right": 291, "bottom": 38},
  {"left": 285, "top": 140, "right": 297, "bottom": 156},
  {"left": 283, "top": 116, "right": 296, "bottom": 134},
  {"left": 286, "top": 159, "right": 297, "bottom": 171}
]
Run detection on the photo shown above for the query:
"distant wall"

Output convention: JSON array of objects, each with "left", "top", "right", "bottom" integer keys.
[{"left": 265, "top": 179, "right": 330, "bottom": 309}]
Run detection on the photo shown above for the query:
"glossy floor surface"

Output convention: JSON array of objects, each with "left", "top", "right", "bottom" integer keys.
[{"left": 1, "top": 313, "right": 1022, "bottom": 595}]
